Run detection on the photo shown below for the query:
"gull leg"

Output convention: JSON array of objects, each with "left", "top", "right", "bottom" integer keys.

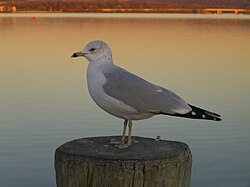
[
  {"left": 116, "top": 120, "right": 133, "bottom": 149},
  {"left": 127, "top": 120, "right": 132, "bottom": 146},
  {"left": 110, "top": 119, "right": 128, "bottom": 145},
  {"left": 120, "top": 119, "right": 128, "bottom": 144}
]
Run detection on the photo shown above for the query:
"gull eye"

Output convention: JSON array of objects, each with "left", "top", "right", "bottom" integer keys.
[{"left": 89, "top": 48, "right": 96, "bottom": 52}]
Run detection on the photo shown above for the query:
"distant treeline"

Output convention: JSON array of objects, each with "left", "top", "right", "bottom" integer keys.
[{"left": 1, "top": 0, "right": 250, "bottom": 12}]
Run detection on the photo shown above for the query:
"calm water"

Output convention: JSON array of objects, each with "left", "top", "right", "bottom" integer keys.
[{"left": 0, "top": 13, "right": 250, "bottom": 187}]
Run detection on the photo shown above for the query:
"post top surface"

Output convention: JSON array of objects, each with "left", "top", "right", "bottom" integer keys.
[{"left": 56, "top": 136, "right": 190, "bottom": 161}]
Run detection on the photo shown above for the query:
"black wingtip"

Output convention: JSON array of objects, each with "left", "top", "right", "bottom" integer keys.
[
  {"left": 154, "top": 104, "right": 222, "bottom": 122},
  {"left": 188, "top": 104, "right": 222, "bottom": 121},
  {"left": 213, "top": 116, "right": 222, "bottom": 122}
]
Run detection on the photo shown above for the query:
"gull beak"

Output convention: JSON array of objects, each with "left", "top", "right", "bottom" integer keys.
[{"left": 71, "top": 51, "right": 88, "bottom": 58}]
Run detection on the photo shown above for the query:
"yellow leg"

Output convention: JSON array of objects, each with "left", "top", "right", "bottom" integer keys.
[
  {"left": 116, "top": 120, "right": 133, "bottom": 149},
  {"left": 120, "top": 119, "right": 128, "bottom": 144},
  {"left": 127, "top": 120, "right": 132, "bottom": 146},
  {"left": 110, "top": 120, "right": 129, "bottom": 146}
]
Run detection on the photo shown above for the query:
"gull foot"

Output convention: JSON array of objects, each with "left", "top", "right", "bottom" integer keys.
[
  {"left": 109, "top": 138, "right": 138, "bottom": 149},
  {"left": 114, "top": 139, "right": 138, "bottom": 149},
  {"left": 115, "top": 143, "right": 130, "bottom": 149}
]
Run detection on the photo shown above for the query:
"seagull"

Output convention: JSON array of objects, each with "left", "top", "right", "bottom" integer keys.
[{"left": 71, "top": 40, "right": 221, "bottom": 149}]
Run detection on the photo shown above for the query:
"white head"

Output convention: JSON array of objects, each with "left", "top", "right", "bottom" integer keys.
[{"left": 71, "top": 40, "right": 112, "bottom": 63}]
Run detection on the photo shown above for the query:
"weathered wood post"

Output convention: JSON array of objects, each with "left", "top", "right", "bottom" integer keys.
[{"left": 55, "top": 136, "right": 192, "bottom": 187}]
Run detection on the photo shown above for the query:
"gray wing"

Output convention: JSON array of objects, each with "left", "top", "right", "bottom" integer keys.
[{"left": 103, "top": 66, "right": 191, "bottom": 115}]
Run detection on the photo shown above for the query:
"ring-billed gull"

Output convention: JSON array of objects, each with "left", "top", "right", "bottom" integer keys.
[{"left": 72, "top": 40, "right": 221, "bottom": 149}]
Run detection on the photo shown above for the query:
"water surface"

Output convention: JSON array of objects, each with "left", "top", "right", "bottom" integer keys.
[{"left": 0, "top": 13, "right": 250, "bottom": 187}]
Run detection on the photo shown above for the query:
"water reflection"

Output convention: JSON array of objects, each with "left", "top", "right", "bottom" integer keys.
[{"left": 0, "top": 14, "right": 250, "bottom": 187}]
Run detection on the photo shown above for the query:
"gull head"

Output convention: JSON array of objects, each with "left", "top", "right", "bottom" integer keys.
[{"left": 71, "top": 40, "right": 112, "bottom": 62}]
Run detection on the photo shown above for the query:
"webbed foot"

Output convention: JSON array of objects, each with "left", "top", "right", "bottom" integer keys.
[{"left": 115, "top": 143, "right": 130, "bottom": 149}]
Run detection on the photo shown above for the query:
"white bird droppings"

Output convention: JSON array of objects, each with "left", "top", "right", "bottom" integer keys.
[{"left": 156, "top": 89, "right": 163, "bottom": 93}]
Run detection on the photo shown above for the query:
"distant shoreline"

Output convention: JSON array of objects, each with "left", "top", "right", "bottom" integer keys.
[
  {"left": 1, "top": 9, "right": 250, "bottom": 15},
  {"left": 1, "top": 0, "right": 249, "bottom": 14}
]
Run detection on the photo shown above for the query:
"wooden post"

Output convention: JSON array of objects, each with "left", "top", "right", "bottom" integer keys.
[{"left": 55, "top": 136, "right": 192, "bottom": 187}]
